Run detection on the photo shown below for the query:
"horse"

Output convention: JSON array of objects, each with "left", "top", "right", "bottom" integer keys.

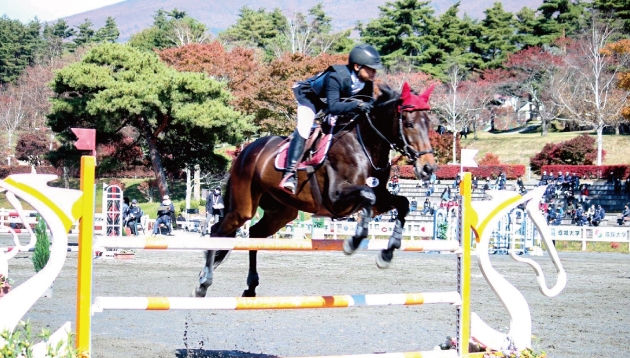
[{"left": 194, "top": 83, "right": 437, "bottom": 298}]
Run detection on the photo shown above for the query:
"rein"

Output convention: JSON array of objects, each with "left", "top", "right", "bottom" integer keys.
[{"left": 357, "top": 108, "right": 434, "bottom": 171}]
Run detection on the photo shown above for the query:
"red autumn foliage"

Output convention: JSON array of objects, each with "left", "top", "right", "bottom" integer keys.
[
  {"left": 15, "top": 132, "right": 55, "bottom": 166},
  {"left": 478, "top": 152, "right": 500, "bottom": 165},
  {"left": 540, "top": 165, "right": 629, "bottom": 179},
  {"left": 530, "top": 134, "right": 603, "bottom": 173},
  {"left": 429, "top": 130, "right": 460, "bottom": 164},
  {"left": 393, "top": 164, "right": 525, "bottom": 180}
]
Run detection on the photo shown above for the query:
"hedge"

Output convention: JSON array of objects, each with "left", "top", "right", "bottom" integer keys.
[
  {"left": 541, "top": 165, "right": 630, "bottom": 179},
  {"left": 393, "top": 164, "right": 526, "bottom": 180}
]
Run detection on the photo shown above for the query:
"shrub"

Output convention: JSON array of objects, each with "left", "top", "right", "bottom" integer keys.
[
  {"left": 478, "top": 152, "right": 500, "bottom": 165},
  {"left": 530, "top": 134, "right": 603, "bottom": 173},
  {"left": 429, "top": 130, "right": 460, "bottom": 164},
  {"left": 541, "top": 165, "right": 630, "bottom": 179},
  {"left": 393, "top": 164, "right": 526, "bottom": 179},
  {"left": 108, "top": 179, "right": 126, "bottom": 191},
  {"left": 32, "top": 216, "right": 50, "bottom": 273}
]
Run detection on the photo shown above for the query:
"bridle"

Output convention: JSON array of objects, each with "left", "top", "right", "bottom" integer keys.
[{"left": 357, "top": 105, "right": 433, "bottom": 171}]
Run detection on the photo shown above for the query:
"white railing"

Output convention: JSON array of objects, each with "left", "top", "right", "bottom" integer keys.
[{"left": 545, "top": 225, "right": 630, "bottom": 252}]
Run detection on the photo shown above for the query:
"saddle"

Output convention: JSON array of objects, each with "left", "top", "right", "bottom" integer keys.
[{"left": 274, "top": 117, "right": 336, "bottom": 171}]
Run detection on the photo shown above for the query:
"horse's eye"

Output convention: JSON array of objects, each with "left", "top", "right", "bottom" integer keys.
[{"left": 404, "top": 121, "right": 414, "bottom": 128}]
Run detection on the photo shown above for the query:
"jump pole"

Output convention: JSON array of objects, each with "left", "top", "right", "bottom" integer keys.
[{"left": 457, "top": 173, "right": 472, "bottom": 357}]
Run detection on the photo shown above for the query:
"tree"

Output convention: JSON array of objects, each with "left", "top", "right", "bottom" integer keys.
[
  {"left": 0, "top": 16, "right": 42, "bottom": 84},
  {"left": 73, "top": 18, "right": 96, "bottom": 48},
  {"left": 0, "top": 84, "right": 27, "bottom": 163},
  {"left": 42, "top": 19, "right": 75, "bottom": 63},
  {"left": 129, "top": 9, "right": 210, "bottom": 51},
  {"left": 536, "top": 0, "right": 589, "bottom": 41},
  {"left": 96, "top": 17, "right": 120, "bottom": 43},
  {"left": 48, "top": 43, "right": 253, "bottom": 197},
  {"left": 592, "top": 0, "right": 630, "bottom": 35},
  {"left": 15, "top": 132, "right": 52, "bottom": 166},
  {"left": 502, "top": 46, "right": 565, "bottom": 135},
  {"left": 432, "top": 64, "right": 477, "bottom": 163},
  {"left": 220, "top": 7, "right": 287, "bottom": 49},
  {"left": 359, "top": 0, "right": 438, "bottom": 72},
  {"left": 472, "top": 2, "right": 516, "bottom": 69},
  {"left": 553, "top": 21, "right": 629, "bottom": 165}
]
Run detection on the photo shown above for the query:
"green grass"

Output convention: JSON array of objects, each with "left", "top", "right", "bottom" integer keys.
[
  {"left": 460, "top": 131, "right": 630, "bottom": 166},
  {"left": 553, "top": 240, "right": 629, "bottom": 253}
]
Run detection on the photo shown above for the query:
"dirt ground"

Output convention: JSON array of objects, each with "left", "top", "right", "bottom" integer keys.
[{"left": 3, "top": 233, "right": 630, "bottom": 358}]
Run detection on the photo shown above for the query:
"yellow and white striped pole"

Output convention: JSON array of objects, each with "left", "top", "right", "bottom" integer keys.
[
  {"left": 457, "top": 173, "right": 472, "bottom": 357},
  {"left": 76, "top": 155, "right": 95, "bottom": 355}
]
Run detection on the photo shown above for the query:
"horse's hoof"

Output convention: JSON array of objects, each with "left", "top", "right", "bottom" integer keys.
[
  {"left": 376, "top": 250, "right": 393, "bottom": 269},
  {"left": 343, "top": 239, "right": 356, "bottom": 256},
  {"left": 193, "top": 286, "right": 207, "bottom": 297},
  {"left": 242, "top": 289, "right": 256, "bottom": 297}
]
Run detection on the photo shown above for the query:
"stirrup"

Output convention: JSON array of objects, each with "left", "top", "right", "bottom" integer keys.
[{"left": 279, "top": 172, "right": 297, "bottom": 194}]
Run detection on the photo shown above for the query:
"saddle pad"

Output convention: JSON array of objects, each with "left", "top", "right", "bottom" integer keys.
[{"left": 275, "top": 134, "right": 333, "bottom": 171}]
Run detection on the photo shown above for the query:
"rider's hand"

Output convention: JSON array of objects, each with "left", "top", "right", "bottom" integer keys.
[{"left": 357, "top": 101, "right": 373, "bottom": 113}]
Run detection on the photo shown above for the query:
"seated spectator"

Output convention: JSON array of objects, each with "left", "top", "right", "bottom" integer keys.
[
  {"left": 586, "top": 204, "right": 596, "bottom": 225},
  {"left": 566, "top": 200, "right": 576, "bottom": 220},
  {"left": 472, "top": 176, "right": 478, "bottom": 191},
  {"left": 555, "top": 171, "right": 564, "bottom": 186},
  {"left": 483, "top": 178, "right": 490, "bottom": 193},
  {"left": 426, "top": 182, "right": 435, "bottom": 196},
  {"left": 453, "top": 173, "right": 461, "bottom": 188},
  {"left": 441, "top": 187, "right": 451, "bottom": 201},
  {"left": 439, "top": 199, "right": 447, "bottom": 209},
  {"left": 607, "top": 172, "right": 614, "bottom": 183},
  {"left": 574, "top": 205, "right": 587, "bottom": 226},
  {"left": 617, "top": 205, "right": 630, "bottom": 226},
  {"left": 125, "top": 199, "right": 144, "bottom": 236},
  {"left": 571, "top": 172, "right": 579, "bottom": 190},
  {"left": 421, "top": 198, "right": 431, "bottom": 215},
  {"left": 592, "top": 205, "right": 605, "bottom": 227},
  {"left": 153, "top": 195, "right": 175, "bottom": 236},
  {"left": 410, "top": 197, "right": 418, "bottom": 212},
  {"left": 538, "top": 171, "right": 548, "bottom": 186}
]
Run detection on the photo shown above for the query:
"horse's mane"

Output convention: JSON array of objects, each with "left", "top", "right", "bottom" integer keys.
[{"left": 374, "top": 84, "right": 401, "bottom": 111}]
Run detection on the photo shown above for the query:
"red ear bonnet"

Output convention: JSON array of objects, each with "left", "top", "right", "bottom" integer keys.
[{"left": 400, "top": 82, "right": 434, "bottom": 112}]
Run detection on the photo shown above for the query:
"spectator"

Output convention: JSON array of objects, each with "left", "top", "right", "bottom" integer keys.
[
  {"left": 153, "top": 195, "right": 175, "bottom": 236},
  {"left": 122, "top": 197, "right": 130, "bottom": 224},
  {"left": 592, "top": 205, "right": 605, "bottom": 227},
  {"left": 441, "top": 187, "right": 451, "bottom": 201},
  {"left": 579, "top": 184, "right": 589, "bottom": 203},
  {"left": 437, "top": 124, "right": 445, "bottom": 135},
  {"left": 453, "top": 173, "right": 461, "bottom": 188},
  {"left": 439, "top": 199, "right": 447, "bottom": 209},
  {"left": 483, "top": 178, "right": 490, "bottom": 193},
  {"left": 472, "top": 176, "right": 478, "bottom": 191},
  {"left": 574, "top": 205, "right": 587, "bottom": 226},
  {"left": 587, "top": 204, "right": 596, "bottom": 225},
  {"left": 410, "top": 197, "right": 418, "bottom": 212},
  {"left": 625, "top": 177, "right": 630, "bottom": 193},
  {"left": 538, "top": 171, "right": 548, "bottom": 186},
  {"left": 572, "top": 172, "right": 579, "bottom": 190},
  {"left": 421, "top": 198, "right": 431, "bottom": 215},
  {"left": 426, "top": 181, "right": 435, "bottom": 196},
  {"left": 203, "top": 186, "right": 224, "bottom": 236},
  {"left": 125, "top": 199, "right": 144, "bottom": 236},
  {"left": 555, "top": 171, "right": 564, "bottom": 186},
  {"left": 430, "top": 172, "right": 437, "bottom": 184},
  {"left": 389, "top": 209, "right": 397, "bottom": 222},
  {"left": 618, "top": 205, "right": 630, "bottom": 225},
  {"left": 607, "top": 172, "right": 614, "bottom": 183},
  {"left": 566, "top": 201, "right": 576, "bottom": 220},
  {"left": 614, "top": 177, "right": 622, "bottom": 194},
  {"left": 516, "top": 176, "right": 524, "bottom": 189}
]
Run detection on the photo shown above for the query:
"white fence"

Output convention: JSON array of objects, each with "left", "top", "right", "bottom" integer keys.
[{"left": 546, "top": 225, "right": 630, "bottom": 252}]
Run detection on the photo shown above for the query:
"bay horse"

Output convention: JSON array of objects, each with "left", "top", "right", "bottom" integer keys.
[{"left": 194, "top": 83, "right": 437, "bottom": 298}]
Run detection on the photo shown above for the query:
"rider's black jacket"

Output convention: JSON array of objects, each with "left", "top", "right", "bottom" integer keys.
[{"left": 294, "top": 65, "right": 374, "bottom": 115}]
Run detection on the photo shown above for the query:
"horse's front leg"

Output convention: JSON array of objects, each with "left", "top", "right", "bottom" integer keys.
[
  {"left": 329, "top": 185, "right": 376, "bottom": 255},
  {"left": 376, "top": 194, "right": 409, "bottom": 269}
]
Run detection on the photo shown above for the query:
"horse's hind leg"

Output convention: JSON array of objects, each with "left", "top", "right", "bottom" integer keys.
[
  {"left": 193, "top": 211, "right": 253, "bottom": 297},
  {"left": 242, "top": 205, "right": 298, "bottom": 297}
]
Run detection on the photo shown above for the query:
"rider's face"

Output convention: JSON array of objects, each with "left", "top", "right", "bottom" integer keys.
[{"left": 354, "top": 65, "right": 376, "bottom": 82}]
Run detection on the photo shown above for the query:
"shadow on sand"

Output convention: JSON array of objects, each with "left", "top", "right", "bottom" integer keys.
[{"left": 176, "top": 350, "right": 278, "bottom": 358}]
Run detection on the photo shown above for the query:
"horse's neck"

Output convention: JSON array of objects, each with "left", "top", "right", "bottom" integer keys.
[{"left": 358, "top": 120, "right": 393, "bottom": 170}]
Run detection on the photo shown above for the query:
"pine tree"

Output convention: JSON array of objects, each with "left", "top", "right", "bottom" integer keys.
[
  {"left": 514, "top": 7, "right": 543, "bottom": 48},
  {"left": 472, "top": 2, "right": 517, "bottom": 69},
  {"left": 536, "top": 0, "right": 589, "bottom": 40},
  {"left": 73, "top": 18, "right": 96, "bottom": 48},
  {"left": 96, "top": 17, "right": 120, "bottom": 43},
  {"left": 219, "top": 7, "right": 287, "bottom": 48},
  {"left": 592, "top": 0, "right": 630, "bottom": 35},
  {"left": 359, "top": 0, "right": 438, "bottom": 69},
  {"left": 0, "top": 16, "right": 42, "bottom": 83}
]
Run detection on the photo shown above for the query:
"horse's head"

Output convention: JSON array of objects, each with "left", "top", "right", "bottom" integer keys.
[{"left": 374, "top": 82, "right": 437, "bottom": 180}]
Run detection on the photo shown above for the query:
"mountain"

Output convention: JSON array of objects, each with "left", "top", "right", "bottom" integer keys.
[{"left": 62, "top": 0, "right": 544, "bottom": 42}]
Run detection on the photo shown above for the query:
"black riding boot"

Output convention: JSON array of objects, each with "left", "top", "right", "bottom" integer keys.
[{"left": 280, "top": 132, "right": 306, "bottom": 194}]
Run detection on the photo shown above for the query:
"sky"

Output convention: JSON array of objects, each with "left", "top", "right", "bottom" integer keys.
[{"left": 1, "top": 0, "right": 124, "bottom": 23}]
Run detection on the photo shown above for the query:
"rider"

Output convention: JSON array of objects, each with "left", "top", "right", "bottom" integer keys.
[{"left": 279, "top": 44, "right": 383, "bottom": 194}]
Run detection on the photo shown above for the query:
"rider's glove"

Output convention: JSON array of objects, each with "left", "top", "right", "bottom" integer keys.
[{"left": 357, "top": 101, "right": 373, "bottom": 113}]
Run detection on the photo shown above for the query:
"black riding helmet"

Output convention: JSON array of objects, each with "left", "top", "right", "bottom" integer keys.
[{"left": 348, "top": 44, "right": 383, "bottom": 70}]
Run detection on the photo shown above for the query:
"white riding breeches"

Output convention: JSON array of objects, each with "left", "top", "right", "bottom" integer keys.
[{"left": 296, "top": 105, "right": 316, "bottom": 139}]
